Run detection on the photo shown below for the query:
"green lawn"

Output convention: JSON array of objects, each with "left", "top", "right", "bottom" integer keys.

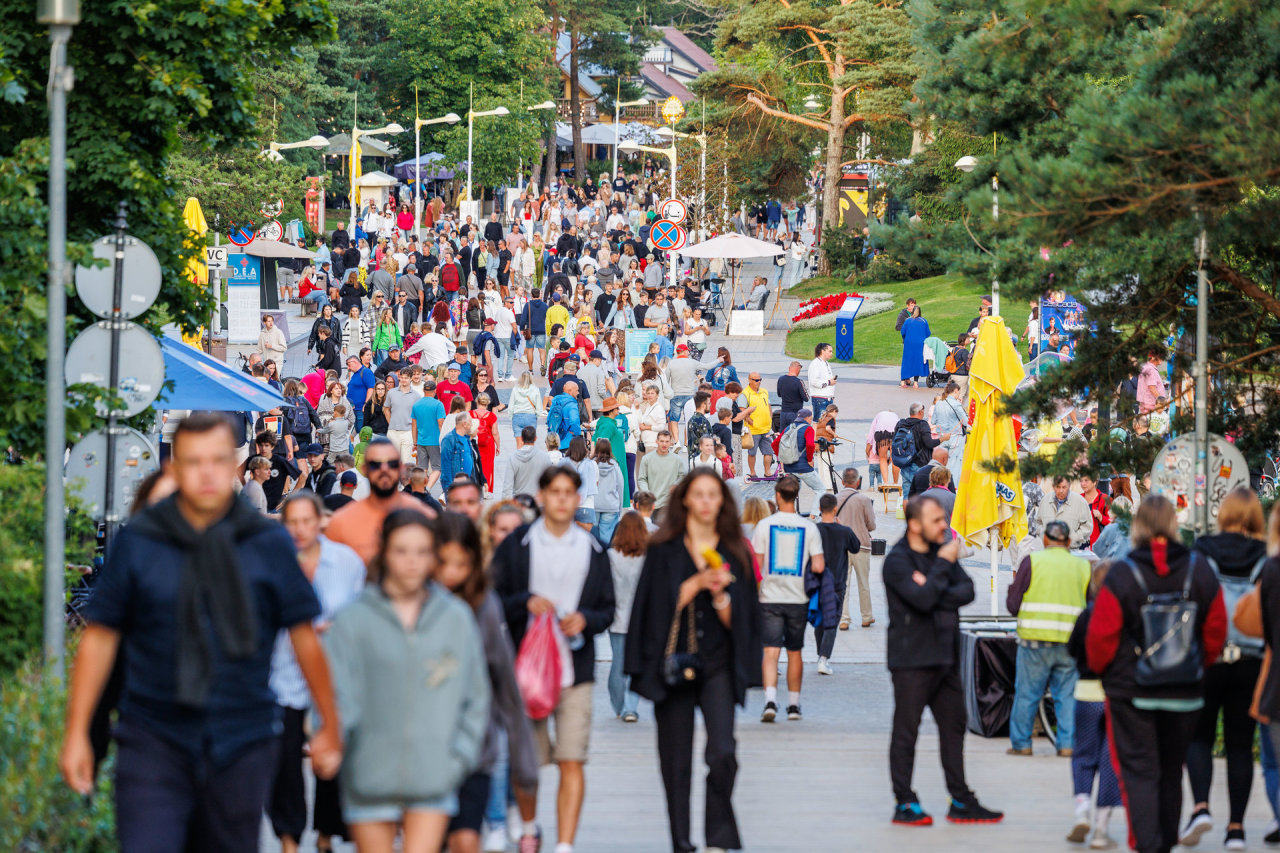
[{"left": 785, "top": 273, "right": 1031, "bottom": 365}]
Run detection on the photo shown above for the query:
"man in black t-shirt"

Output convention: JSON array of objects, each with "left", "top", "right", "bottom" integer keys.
[
  {"left": 777, "top": 361, "right": 810, "bottom": 433},
  {"left": 255, "top": 431, "right": 304, "bottom": 512}
]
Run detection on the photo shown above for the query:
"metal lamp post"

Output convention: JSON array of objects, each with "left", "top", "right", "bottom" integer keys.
[
  {"left": 348, "top": 121, "right": 405, "bottom": 233},
  {"left": 265, "top": 135, "right": 329, "bottom": 162},
  {"left": 612, "top": 95, "right": 650, "bottom": 180},
  {"left": 955, "top": 154, "right": 999, "bottom": 316},
  {"left": 414, "top": 112, "right": 461, "bottom": 235},
  {"left": 466, "top": 82, "right": 510, "bottom": 203},
  {"left": 523, "top": 101, "right": 556, "bottom": 191},
  {"left": 39, "top": 0, "right": 79, "bottom": 676}
]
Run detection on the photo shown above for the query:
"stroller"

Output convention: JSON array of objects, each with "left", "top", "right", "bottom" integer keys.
[{"left": 923, "top": 336, "right": 955, "bottom": 388}]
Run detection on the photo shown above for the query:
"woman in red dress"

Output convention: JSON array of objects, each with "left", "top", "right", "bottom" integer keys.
[{"left": 473, "top": 392, "right": 499, "bottom": 493}]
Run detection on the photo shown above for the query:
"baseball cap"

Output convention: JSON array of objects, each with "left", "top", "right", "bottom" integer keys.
[
  {"left": 339, "top": 470, "right": 358, "bottom": 486},
  {"left": 676, "top": 343, "right": 689, "bottom": 353},
  {"left": 588, "top": 349, "right": 603, "bottom": 360},
  {"left": 484, "top": 318, "right": 496, "bottom": 326},
  {"left": 797, "top": 408, "right": 813, "bottom": 420},
  {"left": 446, "top": 362, "right": 460, "bottom": 371},
  {"left": 568, "top": 354, "right": 581, "bottom": 363},
  {"left": 552, "top": 293, "right": 562, "bottom": 302},
  {"left": 388, "top": 344, "right": 401, "bottom": 352},
  {"left": 303, "top": 443, "right": 325, "bottom": 456}
]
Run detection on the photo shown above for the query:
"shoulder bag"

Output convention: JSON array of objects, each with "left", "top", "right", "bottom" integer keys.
[{"left": 662, "top": 603, "right": 703, "bottom": 687}]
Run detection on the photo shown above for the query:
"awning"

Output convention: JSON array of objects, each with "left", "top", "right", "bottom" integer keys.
[
  {"left": 354, "top": 169, "right": 399, "bottom": 187},
  {"left": 393, "top": 152, "right": 445, "bottom": 181},
  {"left": 242, "top": 241, "right": 315, "bottom": 260},
  {"left": 157, "top": 336, "right": 287, "bottom": 411}
]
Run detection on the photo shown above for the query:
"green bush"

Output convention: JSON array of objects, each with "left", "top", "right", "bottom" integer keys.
[
  {"left": 0, "top": 465, "right": 96, "bottom": 677},
  {"left": 0, "top": 658, "right": 117, "bottom": 852},
  {"left": 822, "top": 228, "right": 870, "bottom": 275}
]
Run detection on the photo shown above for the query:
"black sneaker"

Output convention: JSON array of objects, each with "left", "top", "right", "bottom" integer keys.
[
  {"left": 1226, "top": 827, "right": 1246, "bottom": 851},
  {"left": 1179, "top": 808, "right": 1212, "bottom": 847},
  {"left": 946, "top": 798, "right": 1004, "bottom": 824},
  {"left": 761, "top": 701, "right": 777, "bottom": 723},
  {"left": 787, "top": 704, "right": 802, "bottom": 720},
  {"left": 1265, "top": 820, "right": 1280, "bottom": 845},
  {"left": 892, "top": 802, "right": 933, "bottom": 827}
]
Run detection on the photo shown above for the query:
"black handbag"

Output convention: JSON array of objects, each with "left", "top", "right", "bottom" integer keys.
[
  {"left": 662, "top": 604, "right": 703, "bottom": 687},
  {"left": 1127, "top": 557, "right": 1203, "bottom": 688}
]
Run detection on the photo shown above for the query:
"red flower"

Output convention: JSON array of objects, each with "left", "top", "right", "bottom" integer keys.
[{"left": 792, "top": 292, "right": 864, "bottom": 322}]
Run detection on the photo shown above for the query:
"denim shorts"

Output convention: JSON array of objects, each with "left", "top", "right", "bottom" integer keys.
[
  {"left": 531, "top": 334, "right": 548, "bottom": 350},
  {"left": 667, "top": 395, "right": 691, "bottom": 423},
  {"left": 760, "top": 602, "right": 807, "bottom": 651},
  {"left": 574, "top": 507, "right": 595, "bottom": 525},
  {"left": 343, "top": 791, "right": 459, "bottom": 825}
]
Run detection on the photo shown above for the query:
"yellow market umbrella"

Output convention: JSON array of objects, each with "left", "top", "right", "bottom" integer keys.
[
  {"left": 952, "top": 315, "right": 1028, "bottom": 613},
  {"left": 181, "top": 197, "right": 209, "bottom": 349}
]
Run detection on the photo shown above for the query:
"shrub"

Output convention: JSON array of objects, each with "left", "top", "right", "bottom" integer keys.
[
  {"left": 850, "top": 252, "right": 947, "bottom": 288},
  {"left": 0, "top": 657, "right": 117, "bottom": 852},
  {"left": 822, "top": 228, "right": 870, "bottom": 274}
]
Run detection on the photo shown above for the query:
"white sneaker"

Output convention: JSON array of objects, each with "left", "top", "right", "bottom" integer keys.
[
  {"left": 1088, "top": 831, "right": 1117, "bottom": 850},
  {"left": 1179, "top": 809, "right": 1213, "bottom": 847},
  {"left": 817, "top": 657, "right": 833, "bottom": 676},
  {"left": 507, "top": 807, "right": 523, "bottom": 843},
  {"left": 484, "top": 826, "right": 509, "bottom": 851}
]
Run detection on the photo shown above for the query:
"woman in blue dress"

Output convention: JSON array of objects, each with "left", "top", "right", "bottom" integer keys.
[{"left": 899, "top": 306, "right": 929, "bottom": 387}]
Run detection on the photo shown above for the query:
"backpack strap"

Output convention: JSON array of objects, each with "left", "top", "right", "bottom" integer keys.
[
  {"left": 1124, "top": 558, "right": 1150, "bottom": 600},
  {"left": 1252, "top": 555, "right": 1269, "bottom": 584}
]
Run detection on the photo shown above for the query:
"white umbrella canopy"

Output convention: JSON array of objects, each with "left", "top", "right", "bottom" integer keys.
[
  {"left": 243, "top": 240, "right": 316, "bottom": 260},
  {"left": 680, "top": 233, "right": 784, "bottom": 259}
]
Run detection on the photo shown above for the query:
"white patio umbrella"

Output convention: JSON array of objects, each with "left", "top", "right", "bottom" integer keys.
[{"left": 680, "top": 234, "right": 785, "bottom": 328}]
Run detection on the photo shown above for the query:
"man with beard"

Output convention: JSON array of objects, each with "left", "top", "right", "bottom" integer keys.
[{"left": 325, "top": 437, "right": 437, "bottom": 565}]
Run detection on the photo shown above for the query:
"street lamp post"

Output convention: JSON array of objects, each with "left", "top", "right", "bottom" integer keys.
[
  {"left": 466, "top": 82, "right": 510, "bottom": 205},
  {"left": 414, "top": 111, "right": 461, "bottom": 236},
  {"left": 348, "top": 120, "right": 405, "bottom": 234},
  {"left": 523, "top": 101, "right": 557, "bottom": 192},
  {"left": 265, "top": 135, "right": 330, "bottom": 162},
  {"left": 612, "top": 89, "right": 650, "bottom": 181},
  {"left": 955, "top": 154, "right": 999, "bottom": 317}
]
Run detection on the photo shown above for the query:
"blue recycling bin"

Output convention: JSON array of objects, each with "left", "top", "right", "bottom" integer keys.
[{"left": 834, "top": 296, "right": 866, "bottom": 362}]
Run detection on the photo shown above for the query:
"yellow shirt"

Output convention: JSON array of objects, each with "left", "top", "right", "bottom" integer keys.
[
  {"left": 545, "top": 305, "right": 571, "bottom": 337},
  {"left": 1036, "top": 418, "right": 1064, "bottom": 459}
]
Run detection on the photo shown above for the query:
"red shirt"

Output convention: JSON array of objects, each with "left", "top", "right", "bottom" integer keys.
[
  {"left": 1085, "top": 490, "right": 1110, "bottom": 546},
  {"left": 301, "top": 369, "right": 326, "bottom": 407},
  {"left": 298, "top": 275, "right": 317, "bottom": 298},
  {"left": 436, "top": 379, "right": 473, "bottom": 413}
]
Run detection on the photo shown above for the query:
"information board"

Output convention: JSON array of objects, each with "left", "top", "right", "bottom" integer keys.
[
  {"left": 226, "top": 253, "right": 262, "bottom": 344},
  {"left": 625, "top": 329, "right": 656, "bottom": 374}
]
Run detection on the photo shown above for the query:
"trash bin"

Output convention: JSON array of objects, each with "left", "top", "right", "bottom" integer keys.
[
  {"left": 959, "top": 619, "right": 1018, "bottom": 737},
  {"left": 207, "top": 333, "right": 228, "bottom": 363}
]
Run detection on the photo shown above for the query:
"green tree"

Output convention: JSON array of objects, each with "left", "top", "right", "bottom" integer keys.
[
  {"left": 441, "top": 89, "right": 549, "bottom": 195},
  {"left": 0, "top": 0, "right": 335, "bottom": 457},
  {"left": 169, "top": 144, "right": 314, "bottom": 235},
  {"left": 905, "top": 0, "right": 1280, "bottom": 475}
]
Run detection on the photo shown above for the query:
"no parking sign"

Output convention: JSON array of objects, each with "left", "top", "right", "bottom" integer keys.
[{"left": 650, "top": 219, "right": 687, "bottom": 251}]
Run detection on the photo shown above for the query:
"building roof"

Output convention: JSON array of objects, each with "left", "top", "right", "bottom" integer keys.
[
  {"left": 556, "top": 33, "right": 605, "bottom": 98},
  {"left": 639, "top": 65, "right": 697, "bottom": 103},
  {"left": 659, "top": 27, "right": 717, "bottom": 73}
]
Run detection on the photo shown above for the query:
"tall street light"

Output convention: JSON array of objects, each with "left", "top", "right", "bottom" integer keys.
[
  {"left": 955, "top": 154, "right": 999, "bottom": 316},
  {"left": 348, "top": 119, "right": 405, "bottom": 233},
  {"left": 524, "top": 101, "right": 557, "bottom": 191},
  {"left": 414, "top": 110, "right": 461, "bottom": 235},
  {"left": 620, "top": 134, "right": 680, "bottom": 293},
  {"left": 466, "top": 82, "right": 509, "bottom": 204},
  {"left": 265, "top": 135, "right": 329, "bottom": 162},
  {"left": 612, "top": 94, "right": 649, "bottom": 180}
]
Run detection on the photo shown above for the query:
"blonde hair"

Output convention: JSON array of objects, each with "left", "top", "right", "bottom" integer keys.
[
  {"left": 1216, "top": 487, "right": 1264, "bottom": 537},
  {"left": 742, "top": 496, "right": 771, "bottom": 526},
  {"left": 1130, "top": 494, "right": 1180, "bottom": 548}
]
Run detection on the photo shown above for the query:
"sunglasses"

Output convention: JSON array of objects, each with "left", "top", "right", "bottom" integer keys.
[{"left": 366, "top": 459, "right": 401, "bottom": 471}]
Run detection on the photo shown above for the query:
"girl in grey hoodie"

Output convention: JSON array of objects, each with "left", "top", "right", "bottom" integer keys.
[{"left": 323, "top": 510, "right": 490, "bottom": 850}]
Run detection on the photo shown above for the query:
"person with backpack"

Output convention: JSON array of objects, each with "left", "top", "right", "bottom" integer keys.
[
  {"left": 547, "top": 381, "right": 584, "bottom": 451},
  {"left": 1004, "top": 520, "right": 1091, "bottom": 758},
  {"left": 892, "top": 402, "right": 941, "bottom": 499},
  {"left": 778, "top": 408, "right": 825, "bottom": 512},
  {"left": 283, "top": 378, "right": 322, "bottom": 451},
  {"left": 1085, "top": 494, "right": 1227, "bottom": 853},
  {"left": 1180, "top": 488, "right": 1269, "bottom": 849}
]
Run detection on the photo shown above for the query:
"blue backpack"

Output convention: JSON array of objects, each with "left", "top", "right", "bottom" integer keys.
[
  {"left": 890, "top": 423, "right": 917, "bottom": 467},
  {"left": 547, "top": 396, "right": 571, "bottom": 439},
  {"left": 1204, "top": 554, "right": 1267, "bottom": 658}
]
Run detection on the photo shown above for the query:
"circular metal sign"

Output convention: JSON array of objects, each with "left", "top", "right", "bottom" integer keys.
[
  {"left": 65, "top": 321, "right": 165, "bottom": 417},
  {"left": 65, "top": 427, "right": 159, "bottom": 523},
  {"left": 659, "top": 198, "right": 687, "bottom": 224},
  {"left": 73, "top": 236, "right": 162, "bottom": 320},
  {"left": 1149, "top": 432, "right": 1249, "bottom": 532},
  {"left": 228, "top": 225, "right": 256, "bottom": 247},
  {"left": 257, "top": 219, "right": 284, "bottom": 241},
  {"left": 650, "top": 219, "right": 687, "bottom": 251}
]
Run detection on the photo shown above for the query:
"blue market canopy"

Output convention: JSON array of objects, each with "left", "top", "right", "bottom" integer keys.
[
  {"left": 393, "top": 152, "right": 447, "bottom": 181},
  {"left": 157, "top": 336, "right": 287, "bottom": 411}
]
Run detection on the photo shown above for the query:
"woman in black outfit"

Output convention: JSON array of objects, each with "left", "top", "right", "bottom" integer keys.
[
  {"left": 338, "top": 270, "right": 365, "bottom": 315},
  {"left": 361, "top": 380, "right": 390, "bottom": 436},
  {"left": 1182, "top": 488, "right": 1268, "bottom": 848},
  {"left": 626, "top": 469, "right": 761, "bottom": 853}
]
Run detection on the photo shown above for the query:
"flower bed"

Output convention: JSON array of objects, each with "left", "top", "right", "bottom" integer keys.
[{"left": 790, "top": 291, "right": 894, "bottom": 330}]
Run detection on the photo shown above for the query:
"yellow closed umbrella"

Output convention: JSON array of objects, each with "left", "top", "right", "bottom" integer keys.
[
  {"left": 350, "top": 139, "right": 363, "bottom": 213},
  {"left": 951, "top": 315, "right": 1028, "bottom": 613},
  {"left": 181, "top": 197, "right": 209, "bottom": 349}
]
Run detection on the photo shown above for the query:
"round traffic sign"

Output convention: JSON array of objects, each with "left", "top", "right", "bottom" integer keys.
[
  {"left": 257, "top": 219, "right": 284, "bottom": 241},
  {"left": 650, "top": 219, "right": 687, "bottom": 251},
  {"left": 659, "top": 198, "right": 687, "bottom": 224},
  {"left": 65, "top": 426, "right": 159, "bottom": 523},
  {"left": 228, "top": 225, "right": 256, "bottom": 247},
  {"left": 65, "top": 321, "right": 165, "bottom": 417},
  {"left": 73, "top": 235, "right": 163, "bottom": 320}
]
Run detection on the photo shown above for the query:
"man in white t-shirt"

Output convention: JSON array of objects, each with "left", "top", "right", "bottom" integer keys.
[
  {"left": 751, "top": 474, "right": 825, "bottom": 723},
  {"left": 808, "top": 343, "right": 837, "bottom": 420},
  {"left": 494, "top": 294, "right": 520, "bottom": 380}
]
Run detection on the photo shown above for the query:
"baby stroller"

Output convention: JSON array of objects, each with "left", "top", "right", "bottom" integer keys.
[{"left": 923, "top": 336, "right": 954, "bottom": 388}]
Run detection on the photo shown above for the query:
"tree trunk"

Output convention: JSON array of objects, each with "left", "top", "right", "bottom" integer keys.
[
  {"left": 569, "top": 31, "right": 586, "bottom": 184},
  {"left": 817, "top": 65, "right": 846, "bottom": 275},
  {"left": 531, "top": 135, "right": 547, "bottom": 195}
]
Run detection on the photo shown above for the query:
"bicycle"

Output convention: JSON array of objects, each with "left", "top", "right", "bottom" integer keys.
[{"left": 1260, "top": 448, "right": 1280, "bottom": 502}]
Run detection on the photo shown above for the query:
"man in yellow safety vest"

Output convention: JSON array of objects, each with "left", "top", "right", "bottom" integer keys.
[{"left": 1004, "top": 520, "right": 1090, "bottom": 757}]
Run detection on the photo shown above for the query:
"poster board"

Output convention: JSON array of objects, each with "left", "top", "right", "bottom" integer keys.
[
  {"left": 729, "top": 310, "right": 765, "bottom": 337},
  {"left": 1039, "top": 291, "right": 1088, "bottom": 358},
  {"left": 226, "top": 254, "right": 262, "bottom": 344},
  {"left": 625, "top": 329, "right": 656, "bottom": 373}
]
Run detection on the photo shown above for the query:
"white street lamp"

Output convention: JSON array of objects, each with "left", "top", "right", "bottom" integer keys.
[
  {"left": 522, "top": 101, "right": 556, "bottom": 190},
  {"left": 613, "top": 97, "right": 650, "bottom": 179},
  {"left": 349, "top": 120, "right": 405, "bottom": 233},
  {"left": 265, "top": 134, "right": 329, "bottom": 162},
  {"left": 955, "top": 155, "right": 999, "bottom": 316},
  {"left": 414, "top": 112, "right": 461, "bottom": 236},
  {"left": 620, "top": 136, "right": 681, "bottom": 292},
  {"left": 467, "top": 85, "right": 510, "bottom": 203}
]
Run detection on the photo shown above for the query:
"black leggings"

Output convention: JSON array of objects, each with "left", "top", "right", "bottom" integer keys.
[
  {"left": 1186, "top": 657, "right": 1262, "bottom": 824},
  {"left": 1107, "top": 699, "right": 1198, "bottom": 853}
]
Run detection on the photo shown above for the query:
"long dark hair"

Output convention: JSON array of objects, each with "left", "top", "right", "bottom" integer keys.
[
  {"left": 651, "top": 469, "right": 751, "bottom": 572},
  {"left": 432, "top": 511, "right": 488, "bottom": 611},
  {"left": 369, "top": 508, "right": 436, "bottom": 585}
]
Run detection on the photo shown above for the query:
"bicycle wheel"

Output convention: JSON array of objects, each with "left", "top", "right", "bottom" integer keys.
[{"left": 1038, "top": 693, "right": 1058, "bottom": 748}]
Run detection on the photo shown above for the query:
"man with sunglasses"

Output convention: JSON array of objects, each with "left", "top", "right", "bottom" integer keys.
[{"left": 325, "top": 437, "right": 436, "bottom": 566}]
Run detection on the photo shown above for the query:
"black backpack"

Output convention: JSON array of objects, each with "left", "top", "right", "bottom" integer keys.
[
  {"left": 287, "top": 397, "right": 312, "bottom": 435},
  {"left": 1126, "top": 557, "right": 1203, "bottom": 688}
]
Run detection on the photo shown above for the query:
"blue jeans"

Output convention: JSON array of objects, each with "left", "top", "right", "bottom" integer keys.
[
  {"left": 594, "top": 511, "right": 619, "bottom": 547},
  {"left": 608, "top": 631, "right": 639, "bottom": 717},
  {"left": 812, "top": 397, "right": 833, "bottom": 420},
  {"left": 483, "top": 728, "right": 510, "bottom": 827},
  {"left": 1010, "top": 642, "right": 1078, "bottom": 751},
  {"left": 868, "top": 463, "right": 883, "bottom": 488},
  {"left": 511, "top": 412, "right": 537, "bottom": 439},
  {"left": 1263, "top": 723, "right": 1280, "bottom": 822},
  {"left": 900, "top": 462, "right": 920, "bottom": 499},
  {"left": 302, "top": 290, "right": 330, "bottom": 309},
  {"left": 502, "top": 338, "right": 522, "bottom": 376}
]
